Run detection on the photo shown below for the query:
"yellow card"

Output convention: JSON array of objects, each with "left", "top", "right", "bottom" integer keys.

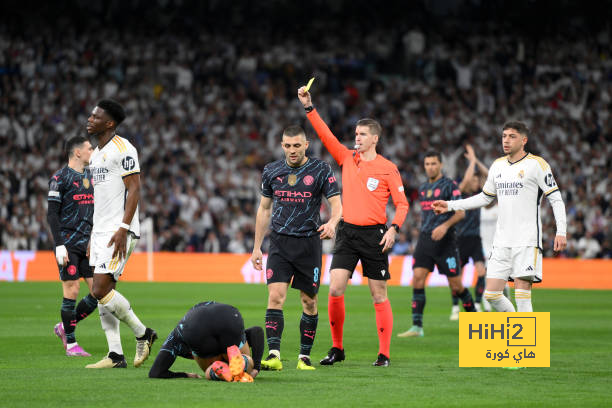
[{"left": 304, "top": 77, "right": 315, "bottom": 92}]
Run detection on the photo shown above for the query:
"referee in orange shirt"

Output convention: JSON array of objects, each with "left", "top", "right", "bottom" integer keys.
[{"left": 298, "top": 87, "right": 409, "bottom": 367}]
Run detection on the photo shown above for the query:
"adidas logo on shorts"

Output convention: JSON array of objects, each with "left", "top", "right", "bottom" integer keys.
[{"left": 525, "top": 265, "right": 534, "bottom": 271}]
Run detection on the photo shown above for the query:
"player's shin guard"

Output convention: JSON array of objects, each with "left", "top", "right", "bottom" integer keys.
[
  {"left": 514, "top": 289, "right": 533, "bottom": 312},
  {"left": 328, "top": 295, "right": 345, "bottom": 349},
  {"left": 457, "top": 288, "right": 476, "bottom": 312},
  {"left": 484, "top": 290, "right": 516, "bottom": 312},
  {"left": 265, "top": 309, "right": 284, "bottom": 354},
  {"left": 99, "top": 290, "right": 146, "bottom": 338},
  {"left": 412, "top": 289, "right": 426, "bottom": 327},
  {"left": 299, "top": 313, "right": 318, "bottom": 356},
  {"left": 374, "top": 300, "right": 393, "bottom": 358},
  {"left": 98, "top": 304, "right": 123, "bottom": 355},
  {"left": 475, "top": 276, "right": 486, "bottom": 303},
  {"left": 61, "top": 298, "right": 77, "bottom": 344},
  {"left": 76, "top": 293, "right": 98, "bottom": 322}
]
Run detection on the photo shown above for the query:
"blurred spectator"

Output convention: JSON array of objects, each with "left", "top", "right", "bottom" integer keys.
[
  {"left": 577, "top": 231, "right": 602, "bottom": 259},
  {"left": 391, "top": 232, "right": 411, "bottom": 255},
  {"left": 0, "top": 1, "right": 609, "bottom": 258}
]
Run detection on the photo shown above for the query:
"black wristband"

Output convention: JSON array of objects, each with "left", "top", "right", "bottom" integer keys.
[
  {"left": 304, "top": 105, "right": 314, "bottom": 113},
  {"left": 391, "top": 224, "right": 400, "bottom": 233}
]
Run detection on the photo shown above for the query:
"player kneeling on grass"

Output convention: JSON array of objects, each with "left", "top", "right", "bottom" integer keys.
[{"left": 148, "top": 302, "right": 264, "bottom": 382}]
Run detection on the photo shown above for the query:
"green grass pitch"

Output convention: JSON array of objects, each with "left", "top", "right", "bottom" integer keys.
[{"left": 1, "top": 282, "right": 611, "bottom": 407}]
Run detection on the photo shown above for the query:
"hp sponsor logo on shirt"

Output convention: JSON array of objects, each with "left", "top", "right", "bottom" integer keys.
[
  {"left": 122, "top": 156, "right": 136, "bottom": 171},
  {"left": 544, "top": 173, "right": 556, "bottom": 188}
]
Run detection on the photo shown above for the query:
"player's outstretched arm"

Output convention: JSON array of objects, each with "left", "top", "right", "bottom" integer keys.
[
  {"left": 432, "top": 200, "right": 449, "bottom": 214},
  {"left": 251, "top": 196, "right": 272, "bottom": 270},
  {"left": 436, "top": 192, "right": 495, "bottom": 213},
  {"left": 149, "top": 350, "right": 195, "bottom": 379}
]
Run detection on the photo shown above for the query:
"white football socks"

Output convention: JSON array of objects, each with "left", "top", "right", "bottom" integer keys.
[
  {"left": 99, "top": 289, "right": 146, "bottom": 338},
  {"left": 484, "top": 290, "right": 516, "bottom": 312},
  {"left": 515, "top": 289, "right": 533, "bottom": 312},
  {"left": 98, "top": 303, "right": 123, "bottom": 355}
]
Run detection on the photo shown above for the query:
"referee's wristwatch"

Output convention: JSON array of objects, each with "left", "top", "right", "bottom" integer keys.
[{"left": 390, "top": 224, "right": 400, "bottom": 233}]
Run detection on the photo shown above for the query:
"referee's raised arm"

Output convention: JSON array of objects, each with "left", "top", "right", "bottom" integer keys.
[{"left": 298, "top": 87, "right": 351, "bottom": 165}]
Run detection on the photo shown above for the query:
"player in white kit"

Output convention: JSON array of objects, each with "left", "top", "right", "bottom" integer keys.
[
  {"left": 85, "top": 99, "right": 157, "bottom": 369},
  {"left": 433, "top": 121, "right": 567, "bottom": 313}
]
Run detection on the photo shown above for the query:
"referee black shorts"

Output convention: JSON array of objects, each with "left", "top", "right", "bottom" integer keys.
[
  {"left": 266, "top": 231, "right": 322, "bottom": 297},
  {"left": 458, "top": 235, "right": 485, "bottom": 267},
  {"left": 413, "top": 231, "right": 461, "bottom": 277},
  {"left": 181, "top": 302, "right": 246, "bottom": 359},
  {"left": 58, "top": 247, "right": 93, "bottom": 281},
  {"left": 330, "top": 221, "right": 390, "bottom": 281}
]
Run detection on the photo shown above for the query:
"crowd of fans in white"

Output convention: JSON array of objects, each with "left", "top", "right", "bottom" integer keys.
[{"left": 0, "top": 11, "right": 610, "bottom": 258}]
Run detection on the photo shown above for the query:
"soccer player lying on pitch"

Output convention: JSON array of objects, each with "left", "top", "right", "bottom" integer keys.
[{"left": 148, "top": 302, "right": 264, "bottom": 382}]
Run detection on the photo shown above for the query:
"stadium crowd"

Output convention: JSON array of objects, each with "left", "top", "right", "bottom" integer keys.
[{"left": 0, "top": 1, "right": 610, "bottom": 258}]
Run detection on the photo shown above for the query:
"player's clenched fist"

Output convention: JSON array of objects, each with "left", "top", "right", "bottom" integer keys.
[{"left": 432, "top": 200, "right": 449, "bottom": 214}]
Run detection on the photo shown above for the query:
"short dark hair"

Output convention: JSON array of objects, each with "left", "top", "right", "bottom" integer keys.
[
  {"left": 65, "top": 136, "right": 89, "bottom": 159},
  {"left": 356, "top": 118, "right": 382, "bottom": 137},
  {"left": 424, "top": 150, "right": 442, "bottom": 162},
  {"left": 96, "top": 99, "right": 126, "bottom": 127},
  {"left": 502, "top": 121, "right": 529, "bottom": 137},
  {"left": 282, "top": 125, "right": 306, "bottom": 139}
]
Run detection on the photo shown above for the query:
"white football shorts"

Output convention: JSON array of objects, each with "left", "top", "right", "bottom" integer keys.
[
  {"left": 486, "top": 246, "right": 542, "bottom": 283},
  {"left": 89, "top": 231, "right": 138, "bottom": 280}
]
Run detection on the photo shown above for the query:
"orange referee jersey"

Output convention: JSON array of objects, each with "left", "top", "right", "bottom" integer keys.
[{"left": 307, "top": 109, "right": 409, "bottom": 227}]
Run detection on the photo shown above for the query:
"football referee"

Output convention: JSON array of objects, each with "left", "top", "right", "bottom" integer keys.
[{"left": 298, "top": 86, "right": 409, "bottom": 367}]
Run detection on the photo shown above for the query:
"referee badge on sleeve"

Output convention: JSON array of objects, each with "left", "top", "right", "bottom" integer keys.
[{"left": 366, "top": 177, "right": 379, "bottom": 191}]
